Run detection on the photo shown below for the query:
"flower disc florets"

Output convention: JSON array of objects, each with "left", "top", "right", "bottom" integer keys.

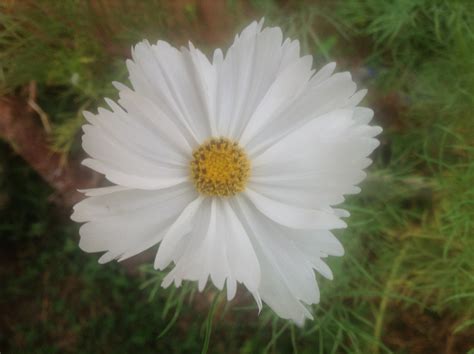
[{"left": 190, "top": 137, "right": 250, "bottom": 197}]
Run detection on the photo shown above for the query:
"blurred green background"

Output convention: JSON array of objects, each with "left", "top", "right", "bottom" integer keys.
[{"left": 1, "top": 0, "right": 473, "bottom": 353}]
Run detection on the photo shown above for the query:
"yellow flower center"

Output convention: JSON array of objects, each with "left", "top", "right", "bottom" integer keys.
[{"left": 190, "top": 137, "right": 250, "bottom": 197}]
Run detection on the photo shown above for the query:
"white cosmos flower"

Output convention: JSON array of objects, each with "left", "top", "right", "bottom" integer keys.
[{"left": 71, "top": 19, "right": 381, "bottom": 325}]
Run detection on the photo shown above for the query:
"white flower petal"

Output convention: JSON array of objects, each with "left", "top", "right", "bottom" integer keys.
[
  {"left": 84, "top": 103, "right": 188, "bottom": 166},
  {"left": 193, "top": 199, "right": 230, "bottom": 290},
  {"left": 81, "top": 102, "right": 190, "bottom": 189},
  {"left": 246, "top": 72, "right": 358, "bottom": 155},
  {"left": 217, "top": 26, "right": 282, "bottom": 137},
  {"left": 115, "top": 90, "right": 193, "bottom": 156},
  {"left": 216, "top": 22, "right": 305, "bottom": 140},
  {"left": 292, "top": 229, "right": 345, "bottom": 258},
  {"left": 78, "top": 185, "right": 129, "bottom": 197},
  {"left": 158, "top": 198, "right": 261, "bottom": 296},
  {"left": 235, "top": 197, "right": 319, "bottom": 325},
  {"left": 245, "top": 188, "right": 346, "bottom": 230},
  {"left": 75, "top": 184, "right": 195, "bottom": 263},
  {"left": 159, "top": 198, "right": 213, "bottom": 288},
  {"left": 82, "top": 158, "right": 187, "bottom": 190},
  {"left": 353, "top": 107, "right": 375, "bottom": 125},
  {"left": 239, "top": 55, "right": 314, "bottom": 145},
  {"left": 334, "top": 208, "right": 350, "bottom": 218},
  {"left": 310, "top": 62, "right": 336, "bottom": 85},
  {"left": 221, "top": 200, "right": 261, "bottom": 293},
  {"left": 249, "top": 109, "right": 380, "bottom": 209},
  {"left": 154, "top": 196, "right": 204, "bottom": 270},
  {"left": 81, "top": 121, "right": 184, "bottom": 170},
  {"left": 226, "top": 277, "right": 237, "bottom": 301},
  {"left": 187, "top": 42, "right": 219, "bottom": 136},
  {"left": 344, "top": 89, "right": 368, "bottom": 107},
  {"left": 127, "top": 40, "right": 214, "bottom": 143},
  {"left": 279, "top": 38, "right": 302, "bottom": 70}
]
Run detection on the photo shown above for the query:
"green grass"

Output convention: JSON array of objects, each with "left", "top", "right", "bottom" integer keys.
[{"left": 1, "top": 0, "right": 474, "bottom": 353}]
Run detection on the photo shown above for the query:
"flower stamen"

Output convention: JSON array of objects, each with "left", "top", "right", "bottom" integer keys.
[{"left": 190, "top": 137, "right": 250, "bottom": 197}]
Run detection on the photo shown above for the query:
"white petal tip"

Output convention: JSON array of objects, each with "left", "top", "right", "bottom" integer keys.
[
  {"left": 373, "top": 126, "right": 383, "bottom": 135},
  {"left": 198, "top": 277, "right": 207, "bottom": 292},
  {"left": 98, "top": 252, "right": 115, "bottom": 264}
]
